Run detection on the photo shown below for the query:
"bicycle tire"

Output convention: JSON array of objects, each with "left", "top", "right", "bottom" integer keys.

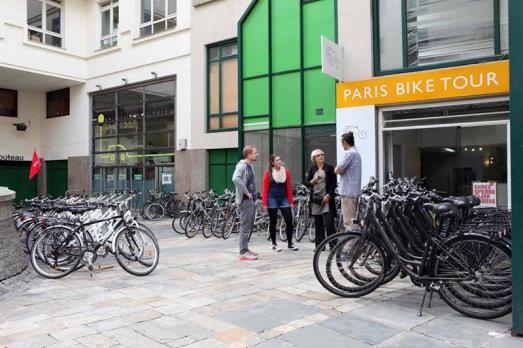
[
  {"left": 433, "top": 233, "right": 512, "bottom": 320},
  {"left": 30, "top": 226, "right": 82, "bottom": 279},
  {"left": 145, "top": 203, "right": 165, "bottom": 221},
  {"left": 115, "top": 227, "right": 160, "bottom": 276}
]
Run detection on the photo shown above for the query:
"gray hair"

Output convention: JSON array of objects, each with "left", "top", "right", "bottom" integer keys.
[{"left": 310, "top": 149, "right": 324, "bottom": 163}]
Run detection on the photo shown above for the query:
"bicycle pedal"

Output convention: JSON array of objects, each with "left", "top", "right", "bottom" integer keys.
[{"left": 399, "top": 270, "right": 408, "bottom": 279}]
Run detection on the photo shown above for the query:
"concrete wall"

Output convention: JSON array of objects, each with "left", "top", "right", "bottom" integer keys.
[
  {"left": 0, "top": 188, "right": 27, "bottom": 282},
  {"left": 338, "top": 0, "right": 374, "bottom": 81},
  {"left": 189, "top": 0, "right": 251, "bottom": 151}
]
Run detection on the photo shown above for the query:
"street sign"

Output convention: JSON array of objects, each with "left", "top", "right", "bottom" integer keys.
[{"left": 321, "top": 36, "right": 344, "bottom": 82}]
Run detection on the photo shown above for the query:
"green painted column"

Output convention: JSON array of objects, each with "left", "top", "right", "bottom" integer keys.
[{"left": 510, "top": 0, "right": 523, "bottom": 336}]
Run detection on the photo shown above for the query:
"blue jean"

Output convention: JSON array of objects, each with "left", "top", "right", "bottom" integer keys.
[{"left": 267, "top": 196, "right": 290, "bottom": 209}]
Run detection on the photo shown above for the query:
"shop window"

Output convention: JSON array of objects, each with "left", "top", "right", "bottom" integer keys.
[
  {"left": 46, "top": 88, "right": 69, "bottom": 118},
  {"left": 244, "top": 130, "right": 270, "bottom": 190},
  {"left": 273, "top": 128, "right": 303, "bottom": 183},
  {"left": 208, "top": 149, "right": 238, "bottom": 193},
  {"left": 139, "top": 0, "right": 177, "bottom": 38},
  {"left": 27, "top": 0, "right": 63, "bottom": 48},
  {"left": 207, "top": 41, "right": 238, "bottom": 131},
  {"left": 100, "top": 0, "right": 119, "bottom": 49},
  {"left": 304, "top": 125, "right": 337, "bottom": 168},
  {"left": 0, "top": 88, "right": 17, "bottom": 117},
  {"left": 375, "top": 0, "right": 508, "bottom": 73}
]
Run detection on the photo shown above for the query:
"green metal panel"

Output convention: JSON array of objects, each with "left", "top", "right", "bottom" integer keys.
[
  {"left": 271, "top": 0, "right": 300, "bottom": 73},
  {"left": 244, "top": 116, "right": 269, "bottom": 131},
  {"left": 243, "top": 77, "right": 269, "bottom": 117},
  {"left": 272, "top": 72, "right": 301, "bottom": 128},
  {"left": 46, "top": 160, "right": 68, "bottom": 198},
  {"left": 208, "top": 149, "right": 238, "bottom": 193},
  {"left": 303, "top": 68, "right": 335, "bottom": 125},
  {"left": 242, "top": 0, "right": 269, "bottom": 78},
  {"left": 509, "top": 0, "right": 523, "bottom": 335},
  {"left": 303, "top": 0, "right": 335, "bottom": 68},
  {"left": 0, "top": 162, "right": 38, "bottom": 203}
]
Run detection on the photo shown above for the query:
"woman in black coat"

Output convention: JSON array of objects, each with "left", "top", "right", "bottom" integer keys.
[{"left": 305, "top": 149, "right": 337, "bottom": 250}]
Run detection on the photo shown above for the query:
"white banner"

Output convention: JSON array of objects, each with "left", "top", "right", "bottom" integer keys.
[{"left": 473, "top": 181, "right": 497, "bottom": 207}]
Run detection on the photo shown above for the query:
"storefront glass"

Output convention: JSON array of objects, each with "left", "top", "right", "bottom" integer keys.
[
  {"left": 91, "top": 79, "right": 175, "bottom": 195},
  {"left": 382, "top": 102, "right": 509, "bottom": 207}
]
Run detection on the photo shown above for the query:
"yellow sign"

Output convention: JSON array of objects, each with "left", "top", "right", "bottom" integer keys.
[
  {"left": 97, "top": 113, "right": 105, "bottom": 125},
  {"left": 336, "top": 60, "right": 509, "bottom": 108}
]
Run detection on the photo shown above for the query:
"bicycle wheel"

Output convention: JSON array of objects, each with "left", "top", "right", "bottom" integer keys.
[
  {"left": 210, "top": 210, "right": 225, "bottom": 238},
  {"left": 145, "top": 203, "right": 165, "bottom": 221},
  {"left": 115, "top": 227, "right": 160, "bottom": 276},
  {"left": 172, "top": 213, "right": 187, "bottom": 235},
  {"left": 185, "top": 212, "right": 202, "bottom": 238},
  {"left": 308, "top": 217, "right": 315, "bottom": 243},
  {"left": 295, "top": 215, "right": 307, "bottom": 242},
  {"left": 30, "top": 226, "right": 82, "bottom": 279},
  {"left": 140, "top": 204, "right": 149, "bottom": 220},
  {"left": 279, "top": 216, "right": 288, "bottom": 242},
  {"left": 313, "top": 231, "right": 386, "bottom": 298},
  {"left": 165, "top": 200, "right": 182, "bottom": 218},
  {"left": 222, "top": 211, "right": 238, "bottom": 240},
  {"left": 433, "top": 234, "right": 512, "bottom": 320}
]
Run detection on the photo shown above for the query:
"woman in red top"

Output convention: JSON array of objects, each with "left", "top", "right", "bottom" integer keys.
[{"left": 262, "top": 154, "right": 298, "bottom": 252}]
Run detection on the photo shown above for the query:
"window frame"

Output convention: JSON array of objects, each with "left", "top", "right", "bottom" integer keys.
[
  {"left": 27, "top": 0, "right": 64, "bottom": 48},
  {"left": 206, "top": 39, "right": 239, "bottom": 133},
  {"left": 46, "top": 87, "right": 70, "bottom": 118},
  {"left": 100, "top": 0, "right": 119, "bottom": 49},
  {"left": 139, "top": 0, "right": 177, "bottom": 38},
  {"left": 0, "top": 88, "right": 18, "bottom": 118},
  {"left": 372, "top": 0, "right": 509, "bottom": 76}
]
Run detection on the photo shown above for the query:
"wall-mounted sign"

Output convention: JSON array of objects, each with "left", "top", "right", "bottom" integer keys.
[
  {"left": 133, "top": 174, "right": 143, "bottom": 181},
  {"left": 336, "top": 60, "right": 509, "bottom": 108},
  {"left": 473, "top": 181, "right": 497, "bottom": 207},
  {"left": 106, "top": 174, "right": 114, "bottom": 181},
  {"left": 118, "top": 173, "right": 127, "bottom": 181},
  {"left": 93, "top": 174, "right": 101, "bottom": 181},
  {"left": 321, "top": 36, "right": 344, "bottom": 81},
  {"left": 0, "top": 154, "right": 25, "bottom": 161}
]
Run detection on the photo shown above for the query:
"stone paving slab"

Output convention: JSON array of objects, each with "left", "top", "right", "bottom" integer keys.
[{"left": 0, "top": 219, "right": 521, "bottom": 348}]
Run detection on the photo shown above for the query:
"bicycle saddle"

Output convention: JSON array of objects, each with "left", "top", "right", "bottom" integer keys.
[
  {"left": 423, "top": 202, "right": 458, "bottom": 219},
  {"left": 443, "top": 197, "right": 471, "bottom": 209},
  {"left": 467, "top": 195, "right": 481, "bottom": 207}
]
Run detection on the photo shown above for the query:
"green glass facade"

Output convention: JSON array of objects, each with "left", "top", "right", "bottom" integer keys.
[{"left": 239, "top": 0, "right": 337, "bottom": 184}]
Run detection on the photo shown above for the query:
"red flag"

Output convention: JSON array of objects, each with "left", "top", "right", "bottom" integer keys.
[{"left": 29, "top": 149, "right": 42, "bottom": 180}]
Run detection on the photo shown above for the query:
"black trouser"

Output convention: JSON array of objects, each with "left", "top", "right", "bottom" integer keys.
[
  {"left": 268, "top": 207, "right": 293, "bottom": 246},
  {"left": 314, "top": 212, "right": 335, "bottom": 248}
]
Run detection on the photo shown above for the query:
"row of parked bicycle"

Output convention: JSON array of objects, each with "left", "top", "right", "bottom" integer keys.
[
  {"left": 170, "top": 185, "right": 345, "bottom": 242},
  {"left": 12, "top": 192, "right": 160, "bottom": 279},
  {"left": 313, "top": 177, "right": 511, "bottom": 320}
]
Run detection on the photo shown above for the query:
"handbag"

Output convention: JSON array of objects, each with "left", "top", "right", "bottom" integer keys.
[{"left": 312, "top": 194, "right": 324, "bottom": 205}]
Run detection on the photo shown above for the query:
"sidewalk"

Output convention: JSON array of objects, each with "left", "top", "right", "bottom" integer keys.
[{"left": 0, "top": 220, "right": 519, "bottom": 348}]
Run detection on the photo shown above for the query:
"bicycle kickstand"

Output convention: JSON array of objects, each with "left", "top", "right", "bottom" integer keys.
[{"left": 418, "top": 287, "right": 430, "bottom": 317}]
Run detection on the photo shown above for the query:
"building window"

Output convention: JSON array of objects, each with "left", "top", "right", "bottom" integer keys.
[
  {"left": 207, "top": 41, "right": 238, "bottom": 131},
  {"left": 27, "top": 0, "right": 63, "bottom": 48},
  {"left": 0, "top": 89, "right": 18, "bottom": 118},
  {"left": 100, "top": 0, "right": 119, "bottom": 49},
  {"left": 140, "top": 0, "right": 177, "bottom": 38},
  {"left": 47, "top": 88, "right": 70, "bottom": 118},
  {"left": 375, "top": 0, "right": 508, "bottom": 73}
]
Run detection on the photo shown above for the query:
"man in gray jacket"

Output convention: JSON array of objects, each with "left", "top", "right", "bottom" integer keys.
[{"left": 232, "top": 145, "right": 259, "bottom": 260}]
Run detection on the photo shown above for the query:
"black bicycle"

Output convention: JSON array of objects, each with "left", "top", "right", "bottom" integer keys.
[{"left": 314, "top": 177, "right": 511, "bottom": 320}]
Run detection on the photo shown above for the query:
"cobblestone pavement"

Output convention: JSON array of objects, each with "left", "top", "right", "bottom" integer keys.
[{"left": 0, "top": 221, "right": 520, "bottom": 348}]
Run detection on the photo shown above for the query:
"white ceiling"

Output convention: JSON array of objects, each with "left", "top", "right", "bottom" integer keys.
[{"left": 0, "top": 65, "right": 85, "bottom": 92}]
